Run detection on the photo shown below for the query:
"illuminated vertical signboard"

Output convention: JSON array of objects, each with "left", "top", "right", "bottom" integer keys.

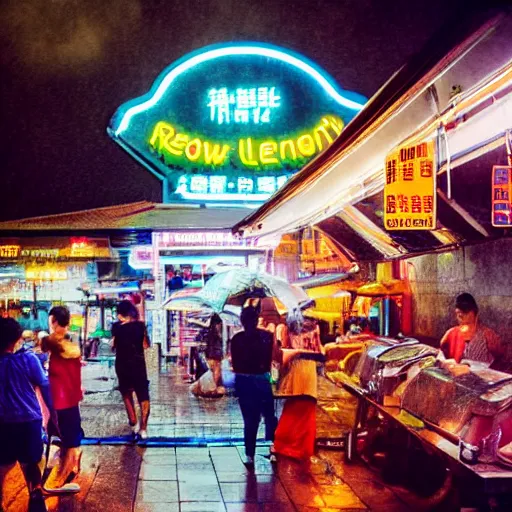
[
  {"left": 108, "top": 43, "right": 366, "bottom": 204},
  {"left": 492, "top": 165, "right": 512, "bottom": 227},
  {"left": 384, "top": 140, "right": 436, "bottom": 230}
]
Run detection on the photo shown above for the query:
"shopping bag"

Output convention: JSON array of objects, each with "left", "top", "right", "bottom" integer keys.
[{"left": 190, "top": 369, "right": 217, "bottom": 396}]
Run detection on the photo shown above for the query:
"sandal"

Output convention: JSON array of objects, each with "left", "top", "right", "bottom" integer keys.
[{"left": 43, "top": 482, "right": 81, "bottom": 495}]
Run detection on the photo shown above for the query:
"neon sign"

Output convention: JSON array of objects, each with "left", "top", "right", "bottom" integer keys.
[
  {"left": 0, "top": 245, "right": 21, "bottom": 258},
  {"left": 108, "top": 43, "right": 366, "bottom": 203},
  {"left": 207, "top": 86, "right": 281, "bottom": 125}
]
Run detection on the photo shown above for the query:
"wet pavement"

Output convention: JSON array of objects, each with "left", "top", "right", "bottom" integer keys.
[
  {"left": 3, "top": 445, "right": 414, "bottom": 511},
  {"left": 2, "top": 363, "right": 416, "bottom": 511},
  {"left": 80, "top": 362, "right": 357, "bottom": 441}
]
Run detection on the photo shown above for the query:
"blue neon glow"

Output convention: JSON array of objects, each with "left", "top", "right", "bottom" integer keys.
[
  {"left": 114, "top": 44, "right": 365, "bottom": 135},
  {"left": 176, "top": 186, "right": 273, "bottom": 202}
]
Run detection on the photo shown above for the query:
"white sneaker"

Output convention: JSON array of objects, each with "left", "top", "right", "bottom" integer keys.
[
  {"left": 131, "top": 423, "right": 140, "bottom": 435},
  {"left": 139, "top": 430, "right": 148, "bottom": 440},
  {"left": 243, "top": 456, "right": 254, "bottom": 465}
]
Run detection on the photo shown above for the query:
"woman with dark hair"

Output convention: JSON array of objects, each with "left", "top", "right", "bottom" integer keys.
[
  {"left": 440, "top": 292, "right": 503, "bottom": 367},
  {"left": 205, "top": 313, "right": 224, "bottom": 391},
  {"left": 112, "top": 300, "right": 150, "bottom": 440}
]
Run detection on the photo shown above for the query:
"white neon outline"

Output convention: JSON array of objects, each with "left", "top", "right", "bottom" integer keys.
[
  {"left": 177, "top": 189, "right": 273, "bottom": 202},
  {"left": 115, "top": 45, "right": 365, "bottom": 135}
]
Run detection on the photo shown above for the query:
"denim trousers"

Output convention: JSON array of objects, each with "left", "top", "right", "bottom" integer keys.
[{"left": 235, "top": 373, "right": 277, "bottom": 458}]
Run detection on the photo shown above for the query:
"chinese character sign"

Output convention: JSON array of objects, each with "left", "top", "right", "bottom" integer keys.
[
  {"left": 207, "top": 87, "right": 281, "bottom": 125},
  {"left": 492, "top": 165, "right": 512, "bottom": 227},
  {"left": 0, "top": 245, "right": 21, "bottom": 258},
  {"left": 384, "top": 140, "right": 436, "bottom": 230},
  {"left": 109, "top": 43, "right": 367, "bottom": 204}
]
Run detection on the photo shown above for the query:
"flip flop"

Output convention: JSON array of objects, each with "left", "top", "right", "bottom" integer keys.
[{"left": 43, "top": 482, "right": 81, "bottom": 495}]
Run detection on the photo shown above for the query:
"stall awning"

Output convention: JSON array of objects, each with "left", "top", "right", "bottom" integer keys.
[
  {"left": 0, "top": 201, "right": 253, "bottom": 234},
  {"left": 233, "top": 8, "right": 512, "bottom": 260}
]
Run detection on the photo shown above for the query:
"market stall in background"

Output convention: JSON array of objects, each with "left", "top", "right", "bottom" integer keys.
[
  {"left": 0, "top": 237, "right": 112, "bottom": 333},
  {"left": 232, "top": 10, "right": 512, "bottom": 508}
]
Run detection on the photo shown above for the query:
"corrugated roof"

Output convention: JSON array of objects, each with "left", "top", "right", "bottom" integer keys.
[{"left": 0, "top": 202, "right": 253, "bottom": 232}]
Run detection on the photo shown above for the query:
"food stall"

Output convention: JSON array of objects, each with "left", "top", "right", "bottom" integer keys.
[{"left": 324, "top": 337, "right": 512, "bottom": 507}]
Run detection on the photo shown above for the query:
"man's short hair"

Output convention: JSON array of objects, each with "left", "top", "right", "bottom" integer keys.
[
  {"left": 0, "top": 317, "right": 23, "bottom": 352},
  {"left": 49, "top": 305, "right": 70, "bottom": 327},
  {"left": 455, "top": 293, "right": 478, "bottom": 314},
  {"left": 117, "top": 300, "right": 139, "bottom": 320},
  {"left": 240, "top": 306, "right": 259, "bottom": 330}
]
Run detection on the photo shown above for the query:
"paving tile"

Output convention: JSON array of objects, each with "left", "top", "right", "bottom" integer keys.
[
  {"left": 261, "top": 503, "right": 296, "bottom": 512},
  {"left": 220, "top": 478, "right": 289, "bottom": 504},
  {"left": 178, "top": 462, "right": 216, "bottom": 471},
  {"left": 180, "top": 502, "right": 227, "bottom": 512},
  {"left": 179, "top": 482, "right": 223, "bottom": 502},
  {"left": 140, "top": 463, "right": 178, "bottom": 481},
  {"left": 299, "top": 509, "right": 368, "bottom": 512},
  {"left": 281, "top": 481, "right": 325, "bottom": 508},
  {"left": 317, "top": 484, "right": 366, "bottom": 509},
  {"left": 178, "top": 469, "right": 218, "bottom": 484},
  {"left": 211, "top": 457, "right": 247, "bottom": 472},
  {"left": 216, "top": 471, "right": 253, "bottom": 483},
  {"left": 134, "top": 503, "right": 180, "bottom": 512},
  {"left": 84, "top": 446, "right": 141, "bottom": 512},
  {"left": 225, "top": 504, "right": 261, "bottom": 512},
  {"left": 136, "top": 481, "right": 179, "bottom": 503},
  {"left": 142, "top": 450, "right": 177, "bottom": 466}
]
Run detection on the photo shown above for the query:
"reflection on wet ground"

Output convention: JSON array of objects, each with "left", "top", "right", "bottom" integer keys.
[
  {"left": 81, "top": 362, "right": 358, "bottom": 441},
  {"left": 3, "top": 445, "right": 415, "bottom": 511}
]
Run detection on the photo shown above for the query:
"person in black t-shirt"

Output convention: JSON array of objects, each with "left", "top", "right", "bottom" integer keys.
[
  {"left": 230, "top": 306, "right": 277, "bottom": 465},
  {"left": 112, "top": 300, "right": 150, "bottom": 440}
]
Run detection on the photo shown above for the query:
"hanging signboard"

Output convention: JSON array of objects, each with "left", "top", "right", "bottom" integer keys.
[
  {"left": 491, "top": 165, "right": 512, "bottom": 227},
  {"left": 0, "top": 237, "right": 112, "bottom": 261},
  {"left": 108, "top": 43, "right": 366, "bottom": 204},
  {"left": 384, "top": 140, "right": 436, "bottom": 230},
  {"left": 157, "top": 231, "right": 255, "bottom": 248}
]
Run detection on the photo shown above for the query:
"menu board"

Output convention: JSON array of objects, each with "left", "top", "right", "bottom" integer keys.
[
  {"left": 384, "top": 140, "right": 436, "bottom": 230},
  {"left": 492, "top": 165, "right": 512, "bottom": 227}
]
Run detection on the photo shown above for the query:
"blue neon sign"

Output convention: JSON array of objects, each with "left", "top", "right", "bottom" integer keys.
[{"left": 108, "top": 43, "right": 366, "bottom": 204}]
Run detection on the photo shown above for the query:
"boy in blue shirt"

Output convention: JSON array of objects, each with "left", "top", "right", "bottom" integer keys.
[{"left": 0, "top": 318, "right": 53, "bottom": 511}]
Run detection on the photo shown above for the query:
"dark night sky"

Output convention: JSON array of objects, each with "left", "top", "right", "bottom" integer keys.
[{"left": 0, "top": 0, "right": 467, "bottom": 221}]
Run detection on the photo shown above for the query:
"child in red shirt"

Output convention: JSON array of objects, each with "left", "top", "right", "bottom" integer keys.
[{"left": 42, "top": 306, "right": 83, "bottom": 493}]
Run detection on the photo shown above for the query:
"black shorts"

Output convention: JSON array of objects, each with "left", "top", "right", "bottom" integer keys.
[
  {"left": 0, "top": 419, "right": 43, "bottom": 466},
  {"left": 56, "top": 406, "right": 83, "bottom": 448},
  {"left": 116, "top": 363, "right": 150, "bottom": 402}
]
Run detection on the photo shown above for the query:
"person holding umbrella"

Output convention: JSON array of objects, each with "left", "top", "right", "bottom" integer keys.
[{"left": 230, "top": 305, "right": 277, "bottom": 465}]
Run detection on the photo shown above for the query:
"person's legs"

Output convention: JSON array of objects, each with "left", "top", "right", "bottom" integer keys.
[
  {"left": 135, "top": 380, "right": 151, "bottom": 436},
  {"left": 189, "top": 346, "right": 197, "bottom": 376},
  {"left": 208, "top": 359, "right": 222, "bottom": 387},
  {"left": 44, "top": 407, "right": 82, "bottom": 491},
  {"left": 139, "top": 400, "right": 150, "bottom": 431},
  {"left": 1, "top": 420, "right": 46, "bottom": 510},
  {"left": 15, "top": 420, "right": 47, "bottom": 511},
  {"left": 235, "top": 376, "right": 260, "bottom": 460},
  {"left": 121, "top": 391, "right": 138, "bottom": 426},
  {"left": 260, "top": 381, "right": 277, "bottom": 442}
]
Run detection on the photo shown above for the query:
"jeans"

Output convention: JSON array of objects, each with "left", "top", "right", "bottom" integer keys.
[{"left": 235, "top": 373, "right": 277, "bottom": 458}]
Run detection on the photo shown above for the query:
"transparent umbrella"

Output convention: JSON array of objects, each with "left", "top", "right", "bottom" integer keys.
[{"left": 197, "top": 268, "right": 311, "bottom": 313}]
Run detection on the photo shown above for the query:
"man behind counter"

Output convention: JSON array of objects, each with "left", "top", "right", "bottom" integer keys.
[{"left": 440, "top": 292, "right": 504, "bottom": 368}]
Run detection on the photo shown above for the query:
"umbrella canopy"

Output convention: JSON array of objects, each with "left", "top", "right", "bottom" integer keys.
[{"left": 196, "top": 268, "right": 310, "bottom": 313}]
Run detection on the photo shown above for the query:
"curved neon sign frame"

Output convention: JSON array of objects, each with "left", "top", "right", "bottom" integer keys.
[{"left": 112, "top": 43, "right": 366, "bottom": 136}]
